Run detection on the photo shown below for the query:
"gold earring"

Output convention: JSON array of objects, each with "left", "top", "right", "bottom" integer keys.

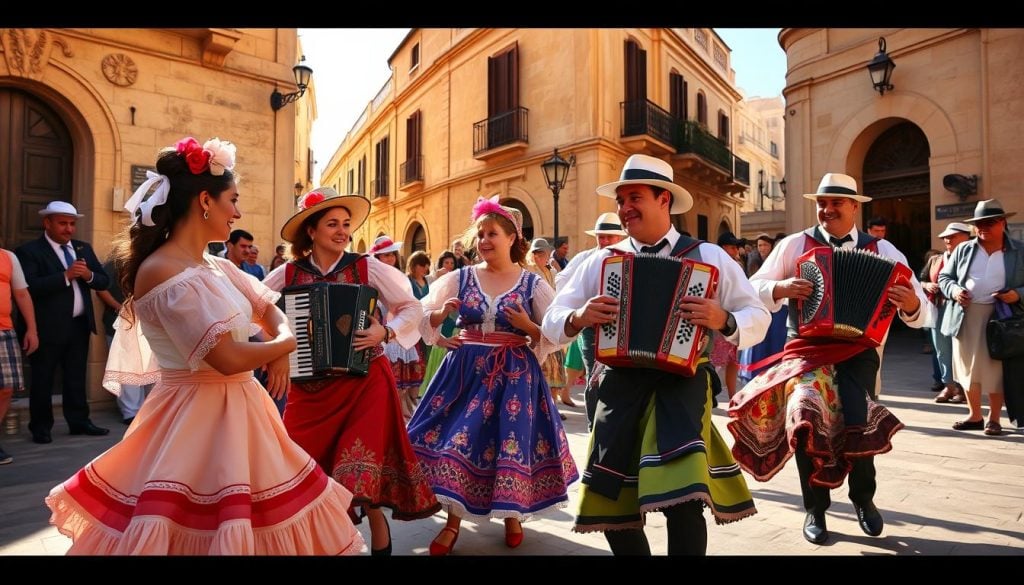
[{"left": 203, "top": 210, "right": 209, "bottom": 220}]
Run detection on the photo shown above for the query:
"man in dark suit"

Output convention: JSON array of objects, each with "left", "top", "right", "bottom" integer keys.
[{"left": 15, "top": 201, "right": 110, "bottom": 443}]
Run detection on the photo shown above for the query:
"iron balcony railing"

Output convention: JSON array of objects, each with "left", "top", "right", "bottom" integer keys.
[
  {"left": 399, "top": 155, "right": 423, "bottom": 186},
  {"left": 620, "top": 99, "right": 676, "bottom": 146},
  {"left": 371, "top": 177, "right": 388, "bottom": 198},
  {"left": 732, "top": 155, "right": 750, "bottom": 186},
  {"left": 473, "top": 106, "right": 529, "bottom": 155},
  {"left": 675, "top": 120, "right": 732, "bottom": 171}
]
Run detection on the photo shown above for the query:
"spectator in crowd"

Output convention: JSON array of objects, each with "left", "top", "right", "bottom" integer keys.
[
  {"left": 0, "top": 243, "right": 39, "bottom": 464},
  {"left": 16, "top": 201, "right": 110, "bottom": 444},
  {"left": 939, "top": 200, "right": 1024, "bottom": 435},
  {"left": 923, "top": 222, "right": 971, "bottom": 404},
  {"left": 552, "top": 238, "right": 570, "bottom": 270},
  {"left": 745, "top": 233, "right": 774, "bottom": 277},
  {"left": 269, "top": 244, "right": 288, "bottom": 271},
  {"left": 867, "top": 217, "right": 888, "bottom": 239},
  {"left": 245, "top": 245, "right": 266, "bottom": 281}
]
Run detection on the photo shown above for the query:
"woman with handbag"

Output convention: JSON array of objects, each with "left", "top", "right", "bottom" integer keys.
[{"left": 938, "top": 199, "right": 1024, "bottom": 435}]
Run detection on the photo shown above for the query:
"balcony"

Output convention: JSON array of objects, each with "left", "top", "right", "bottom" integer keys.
[
  {"left": 673, "top": 121, "right": 749, "bottom": 195},
  {"left": 399, "top": 155, "right": 423, "bottom": 191},
  {"left": 371, "top": 176, "right": 388, "bottom": 199},
  {"left": 619, "top": 100, "right": 676, "bottom": 156},
  {"left": 473, "top": 107, "right": 529, "bottom": 160}
]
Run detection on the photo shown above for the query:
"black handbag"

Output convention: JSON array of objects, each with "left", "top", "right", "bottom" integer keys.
[{"left": 986, "top": 302, "right": 1024, "bottom": 360}]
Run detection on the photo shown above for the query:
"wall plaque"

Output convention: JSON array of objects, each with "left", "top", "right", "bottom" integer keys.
[
  {"left": 131, "top": 165, "right": 156, "bottom": 193},
  {"left": 935, "top": 202, "right": 976, "bottom": 220}
]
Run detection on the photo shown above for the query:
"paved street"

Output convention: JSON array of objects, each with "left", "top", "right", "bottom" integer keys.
[{"left": 1, "top": 325, "right": 1021, "bottom": 556}]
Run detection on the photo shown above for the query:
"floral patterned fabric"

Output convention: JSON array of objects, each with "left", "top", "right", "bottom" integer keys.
[
  {"left": 727, "top": 364, "right": 903, "bottom": 487},
  {"left": 407, "top": 267, "right": 578, "bottom": 520}
]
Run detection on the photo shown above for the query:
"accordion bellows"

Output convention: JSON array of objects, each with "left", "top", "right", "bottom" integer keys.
[
  {"left": 597, "top": 254, "right": 719, "bottom": 377},
  {"left": 278, "top": 282, "right": 379, "bottom": 379},
  {"left": 796, "top": 246, "right": 913, "bottom": 346}
]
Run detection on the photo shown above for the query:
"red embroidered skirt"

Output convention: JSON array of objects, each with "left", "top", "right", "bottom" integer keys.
[{"left": 283, "top": 357, "right": 441, "bottom": 522}]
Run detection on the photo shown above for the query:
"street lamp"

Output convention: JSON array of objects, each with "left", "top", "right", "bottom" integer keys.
[
  {"left": 867, "top": 37, "right": 895, "bottom": 96},
  {"left": 271, "top": 57, "right": 314, "bottom": 111},
  {"left": 540, "top": 148, "right": 575, "bottom": 245},
  {"left": 779, "top": 177, "right": 787, "bottom": 196}
]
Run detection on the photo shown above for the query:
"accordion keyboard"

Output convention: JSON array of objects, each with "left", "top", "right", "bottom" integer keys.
[{"left": 283, "top": 291, "right": 314, "bottom": 378}]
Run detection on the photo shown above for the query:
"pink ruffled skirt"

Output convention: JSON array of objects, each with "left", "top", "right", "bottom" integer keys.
[{"left": 46, "top": 370, "right": 364, "bottom": 555}]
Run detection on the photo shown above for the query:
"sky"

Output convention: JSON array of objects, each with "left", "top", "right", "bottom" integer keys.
[{"left": 298, "top": 28, "right": 786, "bottom": 186}]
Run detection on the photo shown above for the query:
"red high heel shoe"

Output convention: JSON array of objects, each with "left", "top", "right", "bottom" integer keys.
[
  {"left": 429, "top": 526, "right": 460, "bottom": 556},
  {"left": 504, "top": 519, "right": 524, "bottom": 548}
]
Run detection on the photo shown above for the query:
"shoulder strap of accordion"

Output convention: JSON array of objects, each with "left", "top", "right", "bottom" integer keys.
[
  {"left": 285, "top": 261, "right": 297, "bottom": 286},
  {"left": 670, "top": 235, "right": 703, "bottom": 260},
  {"left": 803, "top": 226, "right": 828, "bottom": 246},
  {"left": 855, "top": 231, "right": 880, "bottom": 252},
  {"left": 346, "top": 253, "right": 369, "bottom": 284}
]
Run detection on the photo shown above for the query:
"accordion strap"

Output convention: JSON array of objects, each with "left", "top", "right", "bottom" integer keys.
[{"left": 671, "top": 239, "right": 702, "bottom": 259}]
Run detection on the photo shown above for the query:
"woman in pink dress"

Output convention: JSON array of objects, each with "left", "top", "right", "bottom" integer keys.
[{"left": 45, "top": 137, "right": 364, "bottom": 555}]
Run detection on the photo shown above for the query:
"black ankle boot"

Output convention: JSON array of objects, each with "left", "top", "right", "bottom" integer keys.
[{"left": 370, "top": 520, "right": 392, "bottom": 556}]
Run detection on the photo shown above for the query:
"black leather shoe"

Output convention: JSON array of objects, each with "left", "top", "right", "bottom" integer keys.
[
  {"left": 370, "top": 520, "right": 392, "bottom": 556},
  {"left": 69, "top": 422, "right": 110, "bottom": 436},
  {"left": 853, "top": 501, "right": 884, "bottom": 536},
  {"left": 802, "top": 512, "right": 828, "bottom": 544},
  {"left": 32, "top": 431, "right": 52, "bottom": 444}
]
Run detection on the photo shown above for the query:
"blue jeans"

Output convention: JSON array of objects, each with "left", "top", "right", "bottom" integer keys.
[{"left": 931, "top": 326, "right": 954, "bottom": 385}]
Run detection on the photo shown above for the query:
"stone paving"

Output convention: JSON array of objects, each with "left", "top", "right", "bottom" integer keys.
[{"left": 1, "top": 325, "right": 1021, "bottom": 556}]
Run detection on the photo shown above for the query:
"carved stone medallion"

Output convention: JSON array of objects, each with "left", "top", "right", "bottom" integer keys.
[{"left": 102, "top": 53, "right": 138, "bottom": 87}]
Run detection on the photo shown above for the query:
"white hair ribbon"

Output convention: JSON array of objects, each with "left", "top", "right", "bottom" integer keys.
[{"left": 124, "top": 170, "right": 171, "bottom": 226}]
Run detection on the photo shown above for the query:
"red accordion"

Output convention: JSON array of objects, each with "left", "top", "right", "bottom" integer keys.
[
  {"left": 596, "top": 254, "right": 719, "bottom": 377},
  {"left": 796, "top": 246, "right": 913, "bottom": 346}
]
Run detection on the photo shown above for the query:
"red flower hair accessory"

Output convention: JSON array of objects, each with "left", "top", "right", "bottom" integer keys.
[
  {"left": 298, "top": 190, "right": 326, "bottom": 211},
  {"left": 176, "top": 137, "right": 212, "bottom": 175}
]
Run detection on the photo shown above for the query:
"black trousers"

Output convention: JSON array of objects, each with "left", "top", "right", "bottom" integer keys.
[
  {"left": 604, "top": 500, "right": 707, "bottom": 556},
  {"left": 795, "top": 348, "right": 880, "bottom": 515},
  {"left": 578, "top": 327, "right": 599, "bottom": 429},
  {"left": 28, "top": 316, "right": 92, "bottom": 433}
]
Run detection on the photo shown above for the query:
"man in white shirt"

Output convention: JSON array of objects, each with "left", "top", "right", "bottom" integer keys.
[
  {"left": 740, "top": 172, "right": 929, "bottom": 545},
  {"left": 542, "top": 154, "right": 769, "bottom": 556}
]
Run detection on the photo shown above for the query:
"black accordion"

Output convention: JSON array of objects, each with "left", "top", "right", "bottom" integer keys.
[
  {"left": 596, "top": 253, "right": 719, "bottom": 377},
  {"left": 277, "top": 282, "right": 379, "bottom": 380},
  {"left": 796, "top": 246, "right": 913, "bottom": 346}
]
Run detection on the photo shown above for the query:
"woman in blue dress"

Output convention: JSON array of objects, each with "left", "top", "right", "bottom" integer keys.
[{"left": 407, "top": 195, "right": 578, "bottom": 556}]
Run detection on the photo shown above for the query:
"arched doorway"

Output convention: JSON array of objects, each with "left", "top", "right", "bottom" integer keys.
[
  {"left": 500, "top": 198, "right": 534, "bottom": 241},
  {"left": 356, "top": 239, "right": 366, "bottom": 253},
  {"left": 406, "top": 222, "right": 427, "bottom": 255},
  {"left": 861, "top": 122, "right": 930, "bottom": 272},
  {"left": 717, "top": 219, "right": 732, "bottom": 239},
  {"left": 0, "top": 88, "right": 74, "bottom": 248}
]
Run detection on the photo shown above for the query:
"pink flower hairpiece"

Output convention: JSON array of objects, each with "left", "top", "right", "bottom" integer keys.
[
  {"left": 174, "top": 137, "right": 236, "bottom": 176},
  {"left": 471, "top": 195, "right": 522, "bottom": 238}
]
